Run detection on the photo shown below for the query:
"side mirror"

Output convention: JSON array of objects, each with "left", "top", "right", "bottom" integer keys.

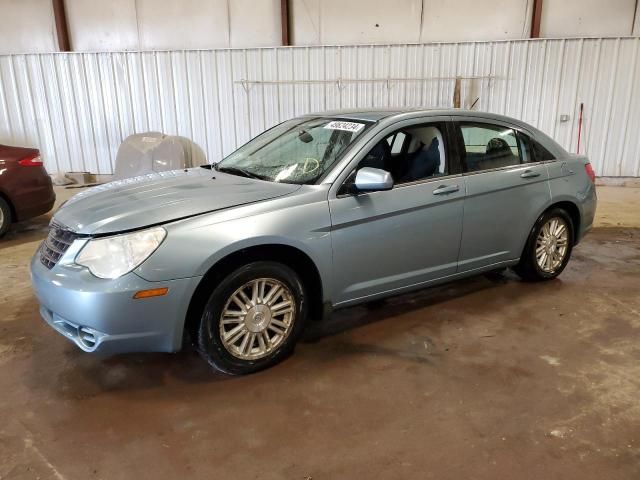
[{"left": 354, "top": 167, "right": 394, "bottom": 192}]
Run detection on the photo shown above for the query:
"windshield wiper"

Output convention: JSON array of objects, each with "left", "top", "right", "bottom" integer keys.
[{"left": 216, "top": 166, "right": 269, "bottom": 181}]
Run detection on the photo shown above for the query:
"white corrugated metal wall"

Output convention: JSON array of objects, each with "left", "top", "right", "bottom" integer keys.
[{"left": 0, "top": 37, "right": 639, "bottom": 177}]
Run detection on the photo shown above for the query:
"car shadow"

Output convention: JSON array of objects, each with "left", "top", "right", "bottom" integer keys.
[
  {"left": 302, "top": 269, "right": 515, "bottom": 342},
  {"left": 24, "top": 268, "right": 529, "bottom": 398},
  {"left": 0, "top": 212, "right": 52, "bottom": 250}
]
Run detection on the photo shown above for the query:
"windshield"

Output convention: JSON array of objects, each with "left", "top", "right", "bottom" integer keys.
[{"left": 216, "top": 117, "right": 372, "bottom": 184}]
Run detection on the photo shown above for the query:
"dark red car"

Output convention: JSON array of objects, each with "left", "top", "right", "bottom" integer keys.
[{"left": 0, "top": 144, "right": 55, "bottom": 237}]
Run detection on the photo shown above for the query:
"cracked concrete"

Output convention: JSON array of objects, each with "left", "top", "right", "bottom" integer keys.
[{"left": 0, "top": 185, "right": 639, "bottom": 479}]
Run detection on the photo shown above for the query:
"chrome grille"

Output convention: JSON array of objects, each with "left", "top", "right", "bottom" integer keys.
[{"left": 40, "top": 223, "right": 77, "bottom": 269}]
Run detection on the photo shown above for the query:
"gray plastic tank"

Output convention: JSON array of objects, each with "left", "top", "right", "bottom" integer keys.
[{"left": 114, "top": 132, "right": 194, "bottom": 180}]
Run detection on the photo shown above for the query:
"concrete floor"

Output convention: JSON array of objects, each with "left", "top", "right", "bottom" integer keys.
[{"left": 1, "top": 186, "right": 639, "bottom": 479}]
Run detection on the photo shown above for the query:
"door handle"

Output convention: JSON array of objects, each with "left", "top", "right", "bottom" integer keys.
[
  {"left": 520, "top": 170, "right": 540, "bottom": 179},
  {"left": 433, "top": 184, "right": 460, "bottom": 195}
]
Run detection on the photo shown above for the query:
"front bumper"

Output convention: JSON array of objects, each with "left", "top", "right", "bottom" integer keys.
[{"left": 30, "top": 247, "right": 202, "bottom": 355}]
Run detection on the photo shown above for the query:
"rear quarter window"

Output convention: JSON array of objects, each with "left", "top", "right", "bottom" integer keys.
[
  {"left": 531, "top": 139, "right": 555, "bottom": 162},
  {"left": 518, "top": 132, "right": 556, "bottom": 163}
]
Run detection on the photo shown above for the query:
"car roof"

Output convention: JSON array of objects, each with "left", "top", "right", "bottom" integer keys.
[
  {"left": 305, "top": 108, "right": 530, "bottom": 127},
  {"left": 304, "top": 109, "right": 403, "bottom": 121},
  {"left": 304, "top": 108, "right": 568, "bottom": 158}
]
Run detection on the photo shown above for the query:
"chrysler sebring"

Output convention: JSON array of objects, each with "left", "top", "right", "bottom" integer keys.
[{"left": 31, "top": 109, "right": 597, "bottom": 374}]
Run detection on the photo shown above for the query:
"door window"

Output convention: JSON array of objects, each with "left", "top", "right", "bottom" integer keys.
[
  {"left": 388, "top": 132, "right": 406, "bottom": 154},
  {"left": 459, "top": 123, "right": 521, "bottom": 172},
  {"left": 516, "top": 132, "right": 533, "bottom": 163},
  {"left": 357, "top": 124, "right": 447, "bottom": 185}
]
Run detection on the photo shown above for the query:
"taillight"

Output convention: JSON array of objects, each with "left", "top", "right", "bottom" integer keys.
[
  {"left": 18, "top": 153, "right": 43, "bottom": 167},
  {"left": 584, "top": 163, "right": 596, "bottom": 183}
]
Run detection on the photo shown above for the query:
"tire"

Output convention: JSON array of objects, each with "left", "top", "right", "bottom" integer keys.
[
  {"left": 0, "top": 197, "right": 12, "bottom": 238},
  {"left": 197, "top": 261, "right": 308, "bottom": 375},
  {"left": 515, "top": 208, "right": 574, "bottom": 281}
]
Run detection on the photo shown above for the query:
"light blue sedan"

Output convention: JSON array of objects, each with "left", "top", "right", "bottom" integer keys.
[{"left": 31, "top": 109, "right": 597, "bottom": 374}]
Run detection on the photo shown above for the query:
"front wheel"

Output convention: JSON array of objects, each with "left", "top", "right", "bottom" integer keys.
[
  {"left": 515, "top": 208, "right": 574, "bottom": 281},
  {"left": 197, "top": 261, "right": 307, "bottom": 375}
]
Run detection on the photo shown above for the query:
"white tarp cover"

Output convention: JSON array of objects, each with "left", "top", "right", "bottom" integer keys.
[{"left": 114, "top": 132, "right": 192, "bottom": 180}]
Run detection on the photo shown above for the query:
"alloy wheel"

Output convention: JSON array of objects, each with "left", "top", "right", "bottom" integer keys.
[
  {"left": 535, "top": 217, "right": 569, "bottom": 273},
  {"left": 218, "top": 278, "right": 296, "bottom": 360}
]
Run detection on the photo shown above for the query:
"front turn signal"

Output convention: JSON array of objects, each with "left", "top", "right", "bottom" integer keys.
[{"left": 133, "top": 287, "right": 169, "bottom": 299}]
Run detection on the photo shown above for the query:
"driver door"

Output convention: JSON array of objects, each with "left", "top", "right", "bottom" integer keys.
[{"left": 328, "top": 118, "right": 464, "bottom": 306}]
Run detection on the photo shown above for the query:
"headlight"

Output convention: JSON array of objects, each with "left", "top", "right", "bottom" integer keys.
[{"left": 76, "top": 226, "right": 166, "bottom": 279}]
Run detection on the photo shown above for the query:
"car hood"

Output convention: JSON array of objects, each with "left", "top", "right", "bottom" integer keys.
[{"left": 54, "top": 168, "right": 301, "bottom": 235}]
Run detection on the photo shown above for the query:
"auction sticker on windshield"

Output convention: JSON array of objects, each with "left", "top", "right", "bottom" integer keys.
[{"left": 324, "top": 121, "right": 365, "bottom": 133}]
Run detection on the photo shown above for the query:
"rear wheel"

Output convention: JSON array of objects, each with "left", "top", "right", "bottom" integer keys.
[
  {"left": 0, "top": 197, "right": 12, "bottom": 238},
  {"left": 197, "top": 261, "right": 307, "bottom": 375},
  {"left": 515, "top": 208, "right": 574, "bottom": 281}
]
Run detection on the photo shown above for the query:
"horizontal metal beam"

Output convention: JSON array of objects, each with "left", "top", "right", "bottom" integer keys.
[{"left": 235, "top": 75, "right": 496, "bottom": 91}]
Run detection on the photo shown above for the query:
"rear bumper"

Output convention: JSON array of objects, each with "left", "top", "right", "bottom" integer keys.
[
  {"left": 16, "top": 186, "right": 55, "bottom": 221},
  {"left": 30, "top": 248, "right": 201, "bottom": 354},
  {"left": 576, "top": 185, "right": 597, "bottom": 244}
]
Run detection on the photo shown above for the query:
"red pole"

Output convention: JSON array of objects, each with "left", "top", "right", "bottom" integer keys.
[{"left": 576, "top": 103, "right": 584, "bottom": 154}]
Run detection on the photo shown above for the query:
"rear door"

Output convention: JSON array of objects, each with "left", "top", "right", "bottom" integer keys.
[{"left": 452, "top": 118, "right": 551, "bottom": 272}]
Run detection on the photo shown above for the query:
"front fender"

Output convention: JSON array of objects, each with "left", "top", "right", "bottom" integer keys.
[{"left": 135, "top": 189, "right": 333, "bottom": 298}]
